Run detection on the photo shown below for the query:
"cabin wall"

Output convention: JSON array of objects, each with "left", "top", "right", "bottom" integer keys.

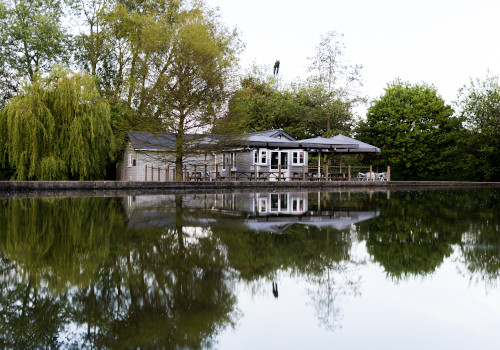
[{"left": 117, "top": 144, "right": 309, "bottom": 181}]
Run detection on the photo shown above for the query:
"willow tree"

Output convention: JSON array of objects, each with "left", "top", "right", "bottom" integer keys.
[{"left": 0, "top": 68, "right": 115, "bottom": 180}]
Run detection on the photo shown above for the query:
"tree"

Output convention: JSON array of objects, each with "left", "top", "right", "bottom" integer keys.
[
  {"left": 307, "top": 30, "right": 366, "bottom": 133},
  {"left": 0, "top": 67, "right": 115, "bottom": 180},
  {"left": 0, "top": 0, "right": 70, "bottom": 105},
  {"left": 455, "top": 74, "right": 500, "bottom": 181},
  {"left": 214, "top": 70, "right": 354, "bottom": 140},
  {"left": 358, "top": 80, "right": 456, "bottom": 180},
  {"left": 75, "top": 0, "right": 241, "bottom": 180}
]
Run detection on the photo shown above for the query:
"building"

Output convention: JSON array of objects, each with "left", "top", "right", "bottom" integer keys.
[{"left": 117, "top": 130, "right": 381, "bottom": 181}]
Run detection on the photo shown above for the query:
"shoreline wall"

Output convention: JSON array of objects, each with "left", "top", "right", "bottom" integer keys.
[{"left": 1, "top": 180, "right": 500, "bottom": 198}]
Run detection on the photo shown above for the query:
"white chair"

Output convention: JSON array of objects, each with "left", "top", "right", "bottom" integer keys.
[
  {"left": 357, "top": 172, "right": 368, "bottom": 181},
  {"left": 375, "top": 172, "right": 387, "bottom": 181}
]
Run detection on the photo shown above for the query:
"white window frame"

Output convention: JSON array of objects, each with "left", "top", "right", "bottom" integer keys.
[
  {"left": 230, "top": 152, "right": 236, "bottom": 170},
  {"left": 292, "top": 151, "right": 305, "bottom": 165},
  {"left": 259, "top": 149, "right": 268, "bottom": 165},
  {"left": 222, "top": 152, "right": 237, "bottom": 170},
  {"left": 222, "top": 153, "right": 227, "bottom": 170}
]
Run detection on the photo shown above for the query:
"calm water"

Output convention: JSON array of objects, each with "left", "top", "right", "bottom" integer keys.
[{"left": 1, "top": 189, "right": 500, "bottom": 349}]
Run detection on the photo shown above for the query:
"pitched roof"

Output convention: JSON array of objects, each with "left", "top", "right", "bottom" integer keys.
[
  {"left": 245, "top": 129, "right": 297, "bottom": 141},
  {"left": 127, "top": 132, "right": 226, "bottom": 151},
  {"left": 127, "top": 130, "right": 298, "bottom": 151}
]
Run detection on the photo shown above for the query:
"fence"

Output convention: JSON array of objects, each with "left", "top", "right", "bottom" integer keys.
[{"left": 134, "top": 163, "right": 391, "bottom": 182}]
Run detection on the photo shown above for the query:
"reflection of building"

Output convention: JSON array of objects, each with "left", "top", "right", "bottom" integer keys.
[{"left": 124, "top": 192, "right": 379, "bottom": 233}]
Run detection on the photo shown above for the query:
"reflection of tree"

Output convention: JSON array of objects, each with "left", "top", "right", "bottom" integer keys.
[
  {"left": 0, "top": 259, "right": 66, "bottom": 349},
  {"left": 213, "top": 212, "right": 363, "bottom": 332},
  {"left": 356, "top": 190, "right": 500, "bottom": 280},
  {"left": 0, "top": 196, "right": 237, "bottom": 348},
  {"left": 454, "top": 189, "right": 500, "bottom": 288},
  {"left": 307, "top": 259, "right": 362, "bottom": 331}
]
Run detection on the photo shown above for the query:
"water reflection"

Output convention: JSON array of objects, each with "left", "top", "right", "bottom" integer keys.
[
  {"left": 1, "top": 189, "right": 500, "bottom": 348},
  {"left": 0, "top": 197, "right": 237, "bottom": 349}
]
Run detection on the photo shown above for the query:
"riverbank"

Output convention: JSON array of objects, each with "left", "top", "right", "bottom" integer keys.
[{"left": 1, "top": 180, "right": 500, "bottom": 197}]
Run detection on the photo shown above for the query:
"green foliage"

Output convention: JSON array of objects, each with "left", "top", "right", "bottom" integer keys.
[
  {"left": 0, "top": 0, "right": 70, "bottom": 104},
  {"left": 75, "top": 0, "right": 241, "bottom": 177},
  {"left": 0, "top": 195, "right": 237, "bottom": 348},
  {"left": 357, "top": 189, "right": 500, "bottom": 280},
  {"left": 0, "top": 68, "right": 116, "bottom": 180},
  {"left": 455, "top": 75, "right": 500, "bottom": 181},
  {"left": 214, "top": 71, "right": 355, "bottom": 139},
  {"left": 358, "top": 80, "right": 457, "bottom": 180}
]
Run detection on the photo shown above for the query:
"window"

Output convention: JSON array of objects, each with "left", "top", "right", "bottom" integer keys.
[
  {"left": 222, "top": 152, "right": 236, "bottom": 170},
  {"left": 270, "top": 152, "right": 279, "bottom": 170},
  {"left": 128, "top": 153, "right": 135, "bottom": 167},
  {"left": 280, "top": 152, "right": 288, "bottom": 169},
  {"left": 292, "top": 151, "right": 304, "bottom": 165},
  {"left": 260, "top": 149, "right": 267, "bottom": 164},
  {"left": 254, "top": 150, "right": 258, "bottom": 164},
  {"left": 280, "top": 193, "right": 288, "bottom": 210},
  {"left": 230, "top": 152, "right": 236, "bottom": 170}
]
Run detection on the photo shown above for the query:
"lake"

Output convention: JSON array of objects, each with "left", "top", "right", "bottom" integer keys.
[{"left": 1, "top": 188, "right": 499, "bottom": 349}]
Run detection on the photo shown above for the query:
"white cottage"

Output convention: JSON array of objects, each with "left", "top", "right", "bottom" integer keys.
[{"left": 117, "top": 130, "right": 310, "bottom": 181}]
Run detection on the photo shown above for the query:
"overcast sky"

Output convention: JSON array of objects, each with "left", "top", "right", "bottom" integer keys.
[{"left": 205, "top": 0, "right": 500, "bottom": 117}]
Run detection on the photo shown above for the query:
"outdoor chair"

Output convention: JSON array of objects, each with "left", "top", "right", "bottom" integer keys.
[
  {"left": 375, "top": 172, "right": 388, "bottom": 181},
  {"left": 357, "top": 172, "right": 368, "bottom": 181}
]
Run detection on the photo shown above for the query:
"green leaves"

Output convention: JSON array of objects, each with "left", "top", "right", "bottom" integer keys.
[
  {"left": 0, "top": 67, "right": 115, "bottom": 180},
  {"left": 215, "top": 74, "right": 355, "bottom": 139},
  {"left": 359, "top": 80, "right": 456, "bottom": 180},
  {"left": 0, "top": 0, "right": 70, "bottom": 102}
]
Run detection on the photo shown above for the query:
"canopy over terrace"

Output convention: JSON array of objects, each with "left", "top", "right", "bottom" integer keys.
[
  {"left": 293, "top": 135, "right": 381, "bottom": 177},
  {"left": 329, "top": 135, "right": 381, "bottom": 153},
  {"left": 295, "top": 136, "right": 359, "bottom": 152}
]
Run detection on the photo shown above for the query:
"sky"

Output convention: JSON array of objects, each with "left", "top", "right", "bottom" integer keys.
[{"left": 205, "top": 0, "right": 500, "bottom": 117}]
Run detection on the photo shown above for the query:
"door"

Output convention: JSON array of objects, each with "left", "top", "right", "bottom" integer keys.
[{"left": 270, "top": 151, "right": 289, "bottom": 180}]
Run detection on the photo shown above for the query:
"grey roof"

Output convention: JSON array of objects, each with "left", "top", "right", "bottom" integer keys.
[
  {"left": 295, "top": 136, "right": 359, "bottom": 151},
  {"left": 329, "top": 135, "right": 381, "bottom": 153},
  {"left": 128, "top": 132, "right": 232, "bottom": 151},
  {"left": 245, "top": 129, "right": 297, "bottom": 141},
  {"left": 128, "top": 130, "right": 300, "bottom": 151},
  {"left": 242, "top": 135, "right": 299, "bottom": 148},
  {"left": 127, "top": 131, "right": 381, "bottom": 153}
]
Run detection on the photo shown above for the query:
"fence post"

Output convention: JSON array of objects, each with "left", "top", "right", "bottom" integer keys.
[
  {"left": 326, "top": 162, "right": 329, "bottom": 181},
  {"left": 145, "top": 165, "right": 147, "bottom": 181},
  {"left": 387, "top": 166, "right": 391, "bottom": 182},
  {"left": 204, "top": 164, "right": 208, "bottom": 181},
  {"left": 348, "top": 165, "right": 351, "bottom": 181},
  {"left": 254, "top": 166, "right": 257, "bottom": 181},
  {"left": 166, "top": 166, "right": 169, "bottom": 182},
  {"left": 158, "top": 167, "right": 160, "bottom": 182},
  {"left": 216, "top": 164, "right": 219, "bottom": 181},
  {"left": 184, "top": 165, "right": 187, "bottom": 182},
  {"left": 278, "top": 164, "right": 282, "bottom": 181},
  {"left": 369, "top": 165, "right": 373, "bottom": 181},
  {"left": 302, "top": 164, "right": 306, "bottom": 181},
  {"left": 151, "top": 166, "right": 154, "bottom": 181}
]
